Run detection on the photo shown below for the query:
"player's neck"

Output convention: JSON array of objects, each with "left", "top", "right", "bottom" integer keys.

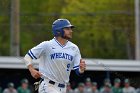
[{"left": 55, "top": 37, "right": 68, "bottom": 45}]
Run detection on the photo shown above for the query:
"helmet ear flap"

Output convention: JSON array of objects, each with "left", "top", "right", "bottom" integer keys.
[
  {"left": 55, "top": 29, "right": 64, "bottom": 37},
  {"left": 56, "top": 30, "right": 61, "bottom": 36},
  {"left": 58, "top": 29, "right": 65, "bottom": 37}
]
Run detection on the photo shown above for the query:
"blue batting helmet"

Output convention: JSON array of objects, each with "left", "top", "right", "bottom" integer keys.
[{"left": 52, "top": 19, "right": 74, "bottom": 37}]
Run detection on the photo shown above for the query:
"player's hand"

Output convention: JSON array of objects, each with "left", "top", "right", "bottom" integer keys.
[
  {"left": 28, "top": 65, "right": 42, "bottom": 79},
  {"left": 79, "top": 59, "right": 86, "bottom": 73},
  {"left": 30, "top": 69, "right": 42, "bottom": 79}
]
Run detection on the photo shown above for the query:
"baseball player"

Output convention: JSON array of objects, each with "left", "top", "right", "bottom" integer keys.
[
  {"left": 122, "top": 79, "right": 136, "bottom": 93},
  {"left": 112, "top": 78, "right": 122, "bottom": 93},
  {"left": 17, "top": 79, "right": 31, "bottom": 93},
  {"left": 74, "top": 83, "right": 85, "bottom": 93},
  {"left": 24, "top": 19, "right": 86, "bottom": 93},
  {"left": 3, "top": 82, "right": 17, "bottom": 93}
]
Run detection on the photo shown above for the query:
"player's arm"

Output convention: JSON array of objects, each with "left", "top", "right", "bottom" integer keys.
[
  {"left": 23, "top": 42, "right": 46, "bottom": 79},
  {"left": 74, "top": 59, "right": 86, "bottom": 76},
  {"left": 73, "top": 47, "right": 86, "bottom": 76},
  {"left": 79, "top": 59, "right": 86, "bottom": 73},
  {"left": 24, "top": 54, "right": 42, "bottom": 79}
]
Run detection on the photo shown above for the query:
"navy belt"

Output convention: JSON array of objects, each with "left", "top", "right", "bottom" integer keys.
[{"left": 49, "top": 80, "right": 65, "bottom": 88}]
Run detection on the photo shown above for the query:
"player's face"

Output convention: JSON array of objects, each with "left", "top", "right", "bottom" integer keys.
[
  {"left": 124, "top": 83, "right": 129, "bottom": 87},
  {"left": 22, "top": 83, "right": 28, "bottom": 88},
  {"left": 115, "top": 83, "right": 120, "bottom": 87},
  {"left": 63, "top": 27, "right": 73, "bottom": 39}
]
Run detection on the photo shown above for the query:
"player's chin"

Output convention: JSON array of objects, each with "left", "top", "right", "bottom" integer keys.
[
  {"left": 69, "top": 34, "right": 72, "bottom": 38},
  {"left": 64, "top": 34, "right": 72, "bottom": 40},
  {"left": 67, "top": 34, "right": 72, "bottom": 38},
  {"left": 65, "top": 36, "right": 72, "bottom": 40},
  {"left": 69, "top": 35, "right": 72, "bottom": 38},
  {"left": 68, "top": 35, "right": 72, "bottom": 39}
]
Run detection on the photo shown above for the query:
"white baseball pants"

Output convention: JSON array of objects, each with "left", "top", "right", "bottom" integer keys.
[{"left": 38, "top": 78, "right": 66, "bottom": 93}]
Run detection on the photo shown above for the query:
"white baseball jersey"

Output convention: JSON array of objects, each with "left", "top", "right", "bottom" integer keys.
[
  {"left": 123, "top": 87, "right": 136, "bottom": 93},
  {"left": 27, "top": 37, "right": 81, "bottom": 84}
]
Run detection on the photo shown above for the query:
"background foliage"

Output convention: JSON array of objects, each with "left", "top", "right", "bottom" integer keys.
[{"left": 0, "top": 0, "right": 135, "bottom": 59}]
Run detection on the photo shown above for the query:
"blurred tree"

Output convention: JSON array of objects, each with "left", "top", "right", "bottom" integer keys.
[
  {"left": 0, "top": 0, "right": 10, "bottom": 56},
  {"left": 0, "top": 0, "right": 135, "bottom": 59},
  {"left": 20, "top": 0, "right": 65, "bottom": 55},
  {"left": 61, "top": 0, "right": 134, "bottom": 59}
]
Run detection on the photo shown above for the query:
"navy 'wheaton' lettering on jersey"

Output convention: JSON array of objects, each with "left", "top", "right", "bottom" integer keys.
[{"left": 50, "top": 53, "right": 73, "bottom": 61}]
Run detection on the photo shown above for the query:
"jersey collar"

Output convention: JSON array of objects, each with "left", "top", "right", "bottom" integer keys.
[{"left": 53, "top": 37, "right": 68, "bottom": 48}]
